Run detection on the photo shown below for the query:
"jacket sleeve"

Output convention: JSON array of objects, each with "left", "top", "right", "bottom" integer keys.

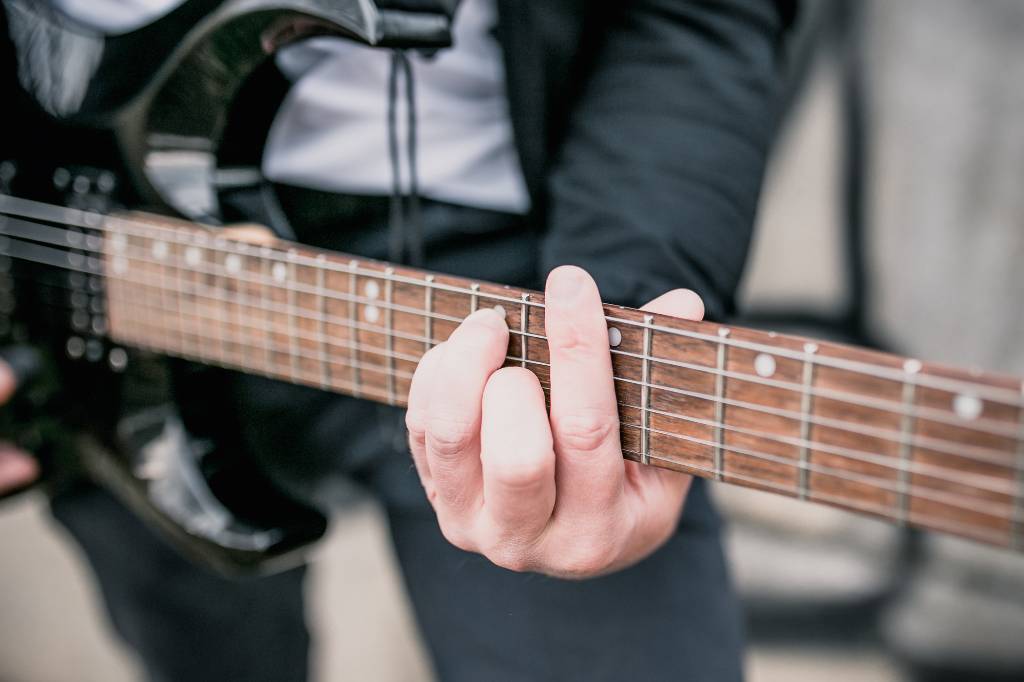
[{"left": 541, "top": 0, "right": 795, "bottom": 318}]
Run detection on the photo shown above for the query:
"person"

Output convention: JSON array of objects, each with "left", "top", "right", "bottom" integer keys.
[{"left": 3, "top": 0, "right": 795, "bottom": 679}]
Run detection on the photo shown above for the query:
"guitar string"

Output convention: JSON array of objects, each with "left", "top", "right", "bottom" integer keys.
[
  {"left": 633, "top": 449, "right": 1011, "bottom": 547},
  {"left": 2, "top": 194, "right": 1022, "bottom": 407},
  {"left": 3, "top": 216, "right": 1022, "bottom": 447},
  {"left": 3, "top": 231, "right": 1022, "bottom": 472},
  {"left": 106, "top": 278, "right": 1024, "bottom": 506},
  {"left": 8, "top": 246, "right": 1021, "bottom": 522},
  {"left": 39, "top": 274, "right": 1021, "bottom": 503},
  {"left": 110, "top": 303, "right": 1020, "bottom": 522}
]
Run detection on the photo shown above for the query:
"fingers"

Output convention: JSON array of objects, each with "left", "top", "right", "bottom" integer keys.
[
  {"left": 624, "top": 289, "right": 702, "bottom": 518},
  {"left": 479, "top": 367, "right": 555, "bottom": 548},
  {"left": 0, "top": 361, "right": 16, "bottom": 404},
  {"left": 640, "top": 288, "right": 705, "bottom": 321},
  {"left": 0, "top": 446, "right": 38, "bottom": 494},
  {"left": 544, "top": 266, "right": 624, "bottom": 514},
  {"left": 424, "top": 308, "right": 509, "bottom": 519},
  {"left": 406, "top": 344, "right": 445, "bottom": 496}
]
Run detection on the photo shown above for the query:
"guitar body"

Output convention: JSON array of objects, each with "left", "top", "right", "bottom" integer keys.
[{"left": 0, "top": 0, "right": 455, "bottom": 573}]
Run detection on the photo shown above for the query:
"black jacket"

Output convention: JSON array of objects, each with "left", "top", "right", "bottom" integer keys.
[{"left": 497, "top": 0, "right": 794, "bottom": 317}]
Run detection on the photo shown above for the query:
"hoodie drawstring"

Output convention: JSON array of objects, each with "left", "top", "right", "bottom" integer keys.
[{"left": 387, "top": 50, "right": 423, "bottom": 267}]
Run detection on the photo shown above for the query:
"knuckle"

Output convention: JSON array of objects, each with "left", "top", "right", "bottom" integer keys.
[
  {"left": 427, "top": 414, "right": 478, "bottom": 458},
  {"left": 554, "top": 411, "right": 618, "bottom": 454},
  {"left": 489, "top": 446, "right": 552, "bottom": 490},
  {"left": 486, "top": 545, "right": 534, "bottom": 573},
  {"left": 485, "top": 366, "right": 537, "bottom": 393},
  {"left": 554, "top": 541, "right": 615, "bottom": 579},
  {"left": 437, "top": 518, "right": 476, "bottom": 554},
  {"left": 405, "top": 409, "right": 427, "bottom": 441}
]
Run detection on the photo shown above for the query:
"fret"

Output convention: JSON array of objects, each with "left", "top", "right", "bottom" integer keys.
[
  {"left": 211, "top": 239, "right": 229, "bottom": 365},
  {"left": 347, "top": 260, "right": 362, "bottom": 398},
  {"left": 227, "top": 245, "right": 246, "bottom": 366},
  {"left": 315, "top": 255, "right": 330, "bottom": 390},
  {"left": 470, "top": 282, "right": 480, "bottom": 313},
  {"left": 423, "top": 274, "right": 434, "bottom": 354},
  {"left": 199, "top": 235, "right": 219, "bottom": 365},
  {"left": 519, "top": 293, "right": 530, "bottom": 368},
  {"left": 639, "top": 315, "right": 654, "bottom": 465},
  {"left": 260, "top": 247, "right": 274, "bottom": 377},
  {"left": 174, "top": 238, "right": 189, "bottom": 358},
  {"left": 285, "top": 251, "right": 299, "bottom": 382},
  {"left": 713, "top": 328, "right": 730, "bottom": 480},
  {"left": 897, "top": 359, "right": 923, "bottom": 525},
  {"left": 384, "top": 267, "right": 396, "bottom": 405},
  {"left": 797, "top": 343, "right": 818, "bottom": 500}
]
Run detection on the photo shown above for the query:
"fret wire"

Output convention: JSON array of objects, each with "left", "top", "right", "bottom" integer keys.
[
  {"left": 897, "top": 361, "right": 922, "bottom": 526},
  {"left": 110, "top": 304, "right": 1022, "bottom": 522},
  {"left": 233, "top": 245, "right": 250, "bottom": 369},
  {"left": 470, "top": 282, "right": 480, "bottom": 313},
  {"left": 713, "top": 329, "right": 729, "bottom": 481},
  {"left": 199, "top": 235, "right": 216, "bottom": 365},
  {"left": 316, "top": 254, "right": 330, "bottom": 390},
  {"left": 20, "top": 215, "right": 1024, "bottom": 418},
  {"left": 519, "top": 293, "right": 530, "bottom": 368},
  {"left": 640, "top": 315, "right": 654, "bottom": 465},
  {"left": 798, "top": 343, "right": 818, "bottom": 501},
  {"left": 632, "top": 450, "right": 1011, "bottom": 546},
  {"left": 97, "top": 267, "right": 1024, "bottom": 470},
  {"left": 423, "top": 275, "right": 434, "bottom": 355},
  {"left": 384, "top": 267, "right": 396, "bottom": 406},
  {"left": 108, "top": 298, "right": 1023, "bottom": 506},
  {"left": 348, "top": 261, "right": 362, "bottom": 398},
  {"left": 286, "top": 252, "right": 300, "bottom": 383},
  {"left": 260, "top": 247, "right": 274, "bottom": 376},
  {"left": 5, "top": 195, "right": 1013, "bottom": 406}
]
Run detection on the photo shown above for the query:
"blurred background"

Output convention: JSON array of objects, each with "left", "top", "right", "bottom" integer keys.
[{"left": 2, "top": 0, "right": 1024, "bottom": 679}]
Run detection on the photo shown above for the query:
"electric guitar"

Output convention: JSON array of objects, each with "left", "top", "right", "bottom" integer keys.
[{"left": 1, "top": 0, "right": 1021, "bottom": 573}]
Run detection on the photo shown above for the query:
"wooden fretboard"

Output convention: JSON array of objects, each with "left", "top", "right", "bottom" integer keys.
[{"left": 92, "top": 212, "right": 1024, "bottom": 551}]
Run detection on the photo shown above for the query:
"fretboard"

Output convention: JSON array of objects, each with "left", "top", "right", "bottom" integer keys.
[{"left": 97, "top": 212, "right": 1024, "bottom": 552}]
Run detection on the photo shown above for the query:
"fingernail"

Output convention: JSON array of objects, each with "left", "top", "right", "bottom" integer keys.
[{"left": 547, "top": 267, "right": 586, "bottom": 307}]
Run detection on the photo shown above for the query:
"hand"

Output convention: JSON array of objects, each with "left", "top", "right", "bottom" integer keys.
[
  {"left": 0, "top": 360, "right": 39, "bottom": 496},
  {"left": 406, "top": 266, "right": 704, "bottom": 578}
]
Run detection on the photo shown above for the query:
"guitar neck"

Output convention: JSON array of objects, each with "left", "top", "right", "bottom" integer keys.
[{"left": 99, "top": 212, "right": 1024, "bottom": 552}]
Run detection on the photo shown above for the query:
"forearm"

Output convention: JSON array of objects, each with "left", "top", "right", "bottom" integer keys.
[{"left": 542, "top": 0, "right": 795, "bottom": 318}]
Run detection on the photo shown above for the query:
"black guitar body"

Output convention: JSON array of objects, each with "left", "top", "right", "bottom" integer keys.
[{"left": 0, "top": 0, "right": 455, "bottom": 573}]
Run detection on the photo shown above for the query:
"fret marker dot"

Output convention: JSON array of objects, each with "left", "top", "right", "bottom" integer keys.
[
  {"left": 953, "top": 394, "right": 983, "bottom": 421},
  {"left": 364, "top": 280, "right": 380, "bottom": 300},
  {"left": 112, "top": 256, "right": 128, "bottom": 274},
  {"left": 152, "top": 241, "right": 168, "bottom": 260},
  {"left": 225, "top": 254, "right": 242, "bottom": 274},
  {"left": 754, "top": 353, "right": 776, "bottom": 378},
  {"left": 608, "top": 327, "right": 622, "bottom": 347},
  {"left": 272, "top": 262, "right": 288, "bottom": 282},
  {"left": 364, "top": 305, "right": 380, "bottom": 323},
  {"left": 903, "top": 359, "right": 923, "bottom": 374},
  {"left": 185, "top": 247, "right": 202, "bottom": 266}
]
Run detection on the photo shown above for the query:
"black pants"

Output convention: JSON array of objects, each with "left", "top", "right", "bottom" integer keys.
[{"left": 51, "top": 189, "right": 746, "bottom": 681}]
